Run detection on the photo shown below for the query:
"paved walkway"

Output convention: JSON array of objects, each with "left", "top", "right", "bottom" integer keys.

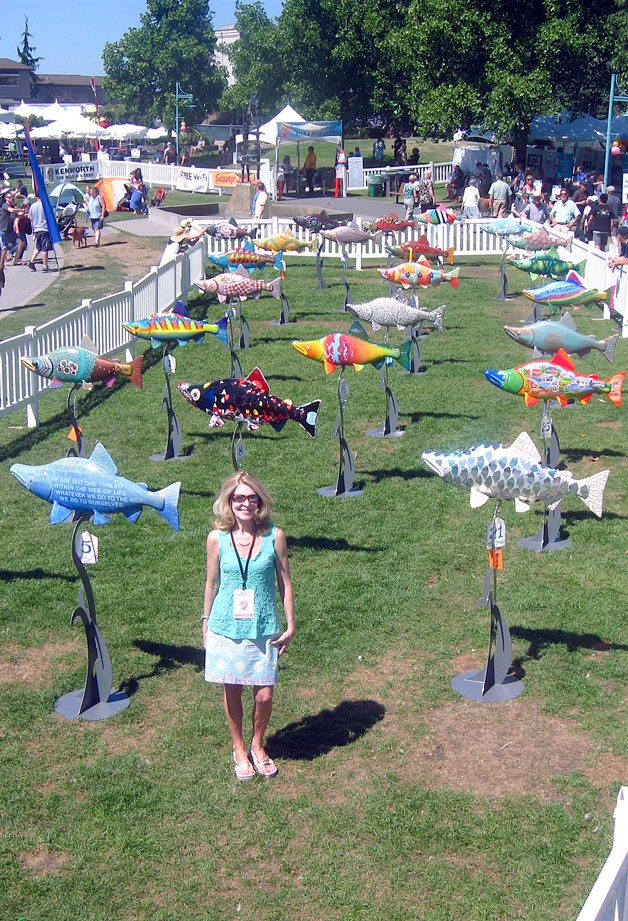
[{"left": 0, "top": 193, "right": 403, "bottom": 321}]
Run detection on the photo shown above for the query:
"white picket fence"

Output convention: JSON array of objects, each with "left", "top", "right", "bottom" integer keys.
[
  {"left": 1, "top": 216, "right": 626, "bottom": 428},
  {"left": 577, "top": 787, "right": 628, "bottom": 921}
]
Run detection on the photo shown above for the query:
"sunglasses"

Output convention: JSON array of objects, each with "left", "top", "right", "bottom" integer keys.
[{"left": 231, "top": 493, "right": 260, "bottom": 506}]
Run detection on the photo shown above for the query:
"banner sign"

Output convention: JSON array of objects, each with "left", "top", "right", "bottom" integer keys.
[
  {"left": 277, "top": 121, "right": 343, "bottom": 143},
  {"left": 212, "top": 170, "right": 241, "bottom": 188},
  {"left": 176, "top": 166, "right": 211, "bottom": 193},
  {"left": 43, "top": 161, "right": 99, "bottom": 184}
]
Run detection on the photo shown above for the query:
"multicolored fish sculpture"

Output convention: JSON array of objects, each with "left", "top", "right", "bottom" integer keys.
[
  {"left": 319, "top": 222, "right": 383, "bottom": 245},
  {"left": 485, "top": 348, "right": 625, "bottom": 407},
  {"left": 479, "top": 218, "right": 525, "bottom": 236},
  {"left": 178, "top": 368, "right": 320, "bottom": 437},
  {"left": 415, "top": 208, "right": 459, "bottom": 226},
  {"left": 123, "top": 312, "right": 228, "bottom": 348},
  {"left": 507, "top": 229, "right": 569, "bottom": 251},
  {"left": 378, "top": 262, "right": 460, "bottom": 289},
  {"left": 292, "top": 321, "right": 412, "bottom": 374},
  {"left": 197, "top": 265, "right": 282, "bottom": 303},
  {"left": 386, "top": 237, "right": 455, "bottom": 265},
  {"left": 21, "top": 336, "right": 143, "bottom": 389},
  {"left": 208, "top": 244, "right": 284, "bottom": 274},
  {"left": 254, "top": 229, "right": 318, "bottom": 253},
  {"left": 10, "top": 443, "right": 181, "bottom": 528},
  {"left": 346, "top": 291, "right": 446, "bottom": 332},
  {"left": 522, "top": 271, "right": 612, "bottom": 311},
  {"left": 292, "top": 212, "right": 348, "bottom": 233},
  {"left": 205, "top": 219, "right": 256, "bottom": 241},
  {"left": 422, "top": 432, "right": 609, "bottom": 517},
  {"left": 508, "top": 247, "right": 586, "bottom": 280},
  {"left": 504, "top": 314, "right": 619, "bottom": 362},
  {"left": 362, "top": 213, "right": 417, "bottom": 233}
]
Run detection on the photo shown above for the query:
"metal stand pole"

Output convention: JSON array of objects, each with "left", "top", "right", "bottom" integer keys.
[
  {"left": 518, "top": 405, "right": 571, "bottom": 551},
  {"left": 496, "top": 240, "right": 512, "bottom": 301},
  {"left": 66, "top": 383, "right": 86, "bottom": 457},
  {"left": 367, "top": 330, "right": 404, "bottom": 437},
  {"left": 315, "top": 241, "right": 330, "bottom": 290},
  {"left": 231, "top": 422, "right": 246, "bottom": 470},
  {"left": 226, "top": 306, "right": 243, "bottom": 378},
  {"left": 150, "top": 343, "right": 187, "bottom": 462},
  {"left": 317, "top": 370, "right": 363, "bottom": 498},
  {"left": 55, "top": 516, "right": 131, "bottom": 720}
]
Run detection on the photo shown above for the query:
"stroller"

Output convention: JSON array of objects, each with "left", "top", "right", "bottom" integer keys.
[
  {"left": 150, "top": 187, "right": 166, "bottom": 207},
  {"left": 56, "top": 201, "right": 80, "bottom": 239}
]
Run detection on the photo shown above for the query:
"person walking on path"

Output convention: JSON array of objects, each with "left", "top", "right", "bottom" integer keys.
[
  {"left": 26, "top": 192, "right": 52, "bottom": 273},
  {"left": 202, "top": 471, "right": 295, "bottom": 780},
  {"left": 86, "top": 186, "right": 106, "bottom": 247}
]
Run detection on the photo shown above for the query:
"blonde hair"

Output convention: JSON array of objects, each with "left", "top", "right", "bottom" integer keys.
[{"left": 212, "top": 471, "right": 273, "bottom": 533}]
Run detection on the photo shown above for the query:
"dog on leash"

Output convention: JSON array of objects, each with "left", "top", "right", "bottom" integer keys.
[{"left": 71, "top": 226, "right": 88, "bottom": 248}]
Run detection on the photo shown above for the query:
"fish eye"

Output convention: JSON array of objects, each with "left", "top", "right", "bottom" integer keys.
[{"left": 190, "top": 388, "right": 201, "bottom": 401}]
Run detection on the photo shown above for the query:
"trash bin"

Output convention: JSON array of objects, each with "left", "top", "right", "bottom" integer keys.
[{"left": 367, "top": 175, "right": 385, "bottom": 198}]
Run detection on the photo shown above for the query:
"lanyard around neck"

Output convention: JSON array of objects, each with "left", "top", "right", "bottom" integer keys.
[{"left": 230, "top": 531, "right": 256, "bottom": 589}]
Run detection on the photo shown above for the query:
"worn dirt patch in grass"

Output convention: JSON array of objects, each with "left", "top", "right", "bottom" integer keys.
[
  {"left": 0, "top": 641, "right": 80, "bottom": 688},
  {"left": 19, "top": 846, "right": 70, "bottom": 876}
]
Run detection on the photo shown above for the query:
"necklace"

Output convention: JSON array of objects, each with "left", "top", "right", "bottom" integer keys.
[{"left": 233, "top": 529, "right": 255, "bottom": 546}]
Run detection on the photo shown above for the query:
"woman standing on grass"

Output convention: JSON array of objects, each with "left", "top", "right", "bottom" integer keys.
[{"left": 202, "top": 471, "right": 295, "bottom": 780}]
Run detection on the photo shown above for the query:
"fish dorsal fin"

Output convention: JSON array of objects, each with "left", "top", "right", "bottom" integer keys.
[
  {"left": 470, "top": 487, "right": 491, "bottom": 508},
  {"left": 514, "top": 498, "right": 531, "bottom": 513},
  {"left": 418, "top": 234, "right": 429, "bottom": 243},
  {"left": 229, "top": 218, "right": 238, "bottom": 227},
  {"left": 417, "top": 255, "right": 430, "bottom": 266},
  {"left": 234, "top": 265, "right": 249, "bottom": 278},
  {"left": 321, "top": 209, "right": 328, "bottom": 217},
  {"left": 566, "top": 269, "right": 584, "bottom": 286},
  {"left": 559, "top": 312, "right": 577, "bottom": 329},
  {"left": 348, "top": 320, "right": 369, "bottom": 341},
  {"left": 547, "top": 247, "right": 559, "bottom": 257},
  {"left": 551, "top": 348, "right": 576, "bottom": 372},
  {"left": 245, "top": 367, "right": 269, "bottom": 392},
  {"left": 510, "top": 432, "right": 541, "bottom": 463},
  {"left": 89, "top": 443, "right": 119, "bottom": 476},
  {"left": 79, "top": 335, "right": 98, "bottom": 354},
  {"left": 349, "top": 221, "right": 360, "bottom": 230},
  {"left": 243, "top": 239, "right": 255, "bottom": 252},
  {"left": 394, "top": 290, "right": 410, "bottom": 306}
]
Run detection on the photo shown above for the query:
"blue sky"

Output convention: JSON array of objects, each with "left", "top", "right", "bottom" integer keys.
[{"left": 1, "top": 0, "right": 283, "bottom": 78}]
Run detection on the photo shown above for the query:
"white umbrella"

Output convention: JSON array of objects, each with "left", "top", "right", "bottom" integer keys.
[
  {"left": 103, "top": 123, "right": 147, "bottom": 140},
  {"left": 13, "top": 101, "right": 40, "bottom": 118},
  {"left": 40, "top": 100, "right": 68, "bottom": 122},
  {"left": 146, "top": 126, "right": 167, "bottom": 140},
  {"left": 41, "top": 114, "right": 107, "bottom": 138},
  {"left": 0, "top": 122, "right": 20, "bottom": 139}
]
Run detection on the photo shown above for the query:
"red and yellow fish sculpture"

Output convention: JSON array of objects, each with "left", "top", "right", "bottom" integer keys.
[
  {"left": 292, "top": 322, "right": 412, "bottom": 374},
  {"left": 363, "top": 212, "right": 417, "bottom": 233},
  {"left": 386, "top": 236, "right": 455, "bottom": 265},
  {"left": 378, "top": 262, "right": 460, "bottom": 289}
]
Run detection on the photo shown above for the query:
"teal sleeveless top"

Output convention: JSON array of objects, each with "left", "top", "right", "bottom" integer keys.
[{"left": 208, "top": 526, "right": 280, "bottom": 639}]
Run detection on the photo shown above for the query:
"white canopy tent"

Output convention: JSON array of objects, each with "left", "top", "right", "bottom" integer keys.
[
  {"left": 146, "top": 126, "right": 168, "bottom": 140},
  {"left": 236, "top": 104, "right": 306, "bottom": 147},
  {"left": 40, "top": 101, "right": 68, "bottom": 122},
  {"left": 30, "top": 114, "right": 107, "bottom": 139},
  {"left": 12, "top": 101, "right": 41, "bottom": 118},
  {"left": 103, "top": 123, "right": 148, "bottom": 140}
]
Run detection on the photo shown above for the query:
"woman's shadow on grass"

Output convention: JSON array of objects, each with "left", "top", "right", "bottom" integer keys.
[{"left": 266, "top": 699, "right": 386, "bottom": 761}]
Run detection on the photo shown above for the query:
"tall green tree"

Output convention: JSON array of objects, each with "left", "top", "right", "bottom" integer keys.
[
  {"left": 220, "top": 1, "right": 286, "bottom": 117},
  {"left": 102, "top": 0, "right": 225, "bottom": 128},
  {"left": 17, "top": 17, "right": 42, "bottom": 97}
]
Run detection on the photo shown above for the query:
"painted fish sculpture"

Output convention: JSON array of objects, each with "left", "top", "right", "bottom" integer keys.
[
  {"left": 386, "top": 237, "right": 455, "bottom": 265},
  {"left": 522, "top": 271, "right": 612, "bottom": 311},
  {"left": 21, "top": 336, "right": 143, "bottom": 389},
  {"left": 507, "top": 229, "right": 569, "bottom": 251},
  {"left": 509, "top": 247, "right": 586, "bottom": 280},
  {"left": 378, "top": 262, "right": 460, "bottom": 289},
  {"left": 415, "top": 208, "right": 459, "bottom": 226},
  {"left": 422, "top": 432, "right": 609, "bottom": 517},
  {"left": 292, "top": 321, "right": 412, "bottom": 374},
  {"left": 485, "top": 348, "right": 625, "bottom": 407},
  {"left": 292, "top": 212, "right": 348, "bottom": 233},
  {"left": 480, "top": 218, "right": 525, "bottom": 236},
  {"left": 123, "top": 313, "right": 228, "bottom": 348},
  {"left": 319, "top": 222, "right": 382, "bottom": 245},
  {"left": 504, "top": 314, "right": 619, "bottom": 362},
  {"left": 197, "top": 266, "right": 282, "bottom": 303},
  {"left": 10, "top": 443, "right": 181, "bottom": 528},
  {"left": 362, "top": 213, "right": 417, "bottom": 233},
  {"left": 208, "top": 246, "right": 284, "bottom": 274},
  {"left": 178, "top": 368, "right": 320, "bottom": 437},
  {"left": 254, "top": 229, "right": 318, "bottom": 253},
  {"left": 205, "top": 219, "right": 256, "bottom": 241},
  {"left": 346, "top": 292, "right": 446, "bottom": 333}
]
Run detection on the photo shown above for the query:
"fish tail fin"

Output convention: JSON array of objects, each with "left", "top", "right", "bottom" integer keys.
[
  {"left": 396, "top": 339, "right": 413, "bottom": 371},
  {"left": 130, "top": 355, "right": 144, "bottom": 389},
  {"left": 156, "top": 481, "right": 181, "bottom": 530},
  {"left": 295, "top": 399, "right": 321, "bottom": 437},
  {"left": 309, "top": 238, "right": 318, "bottom": 251},
  {"left": 249, "top": 227, "right": 258, "bottom": 239},
  {"left": 446, "top": 247, "right": 455, "bottom": 265},
  {"left": 606, "top": 371, "right": 625, "bottom": 407},
  {"left": 577, "top": 469, "right": 610, "bottom": 518},
  {"left": 271, "top": 277, "right": 282, "bottom": 299},
  {"left": 215, "top": 315, "right": 229, "bottom": 346},
  {"left": 601, "top": 333, "right": 619, "bottom": 363},
  {"left": 434, "top": 304, "right": 446, "bottom": 332}
]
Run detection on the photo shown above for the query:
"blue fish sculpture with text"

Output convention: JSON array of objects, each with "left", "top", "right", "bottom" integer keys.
[{"left": 10, "top": 443, "right": 181, "bottom": 528}]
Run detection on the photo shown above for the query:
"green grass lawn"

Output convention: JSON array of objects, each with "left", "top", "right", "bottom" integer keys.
[{"left": 0, "top": 251, "right": 626, "bottom": 920}]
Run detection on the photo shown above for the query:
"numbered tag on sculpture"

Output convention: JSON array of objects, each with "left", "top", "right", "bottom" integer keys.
[
  {"left": 487, "top": 517, "right": 506, "bottom": 549},
  {"left": 164, "top": 353, "right": 177, "bottom": 374},
  {"left": 233, "top": 588, "right": 255, "bottom": 619},
  {"left": 80, "top": 532, "right": 99, "bottom": 565}
]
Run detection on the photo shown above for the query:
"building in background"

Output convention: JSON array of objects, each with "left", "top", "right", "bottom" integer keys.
[{"left": 214, "top": 25, "right": 239, "bottom": 87}]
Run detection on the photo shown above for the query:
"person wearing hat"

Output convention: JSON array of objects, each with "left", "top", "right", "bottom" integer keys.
[
  {"left": 513, "top": 190, "right": 550, "bottom": 224},
  {"left": 607, "top": 224, "right": 628, "bottom": 270},
  {"left": 158, "top": 219, "right": 208, "bottom": 267},
  {"left": 605, "top": 186, "right": 621, "bottom": 224}
]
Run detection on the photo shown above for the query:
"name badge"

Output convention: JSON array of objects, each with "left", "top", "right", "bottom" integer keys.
[{"left": 233, "top": 588, "right": 255, "bottom": 619}]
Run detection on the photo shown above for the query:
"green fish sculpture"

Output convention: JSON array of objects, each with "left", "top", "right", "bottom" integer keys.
[{"left": 509, "top": 247, "right": 586, "bottom": 281}]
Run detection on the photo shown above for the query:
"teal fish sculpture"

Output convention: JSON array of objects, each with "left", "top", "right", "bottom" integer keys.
[{"left": 504, "top": 314, "right": 619, "bottom": 362}]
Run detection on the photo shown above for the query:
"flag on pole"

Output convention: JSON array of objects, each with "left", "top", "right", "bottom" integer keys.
[
  {"left": 23, "top": 122, "right": 62, "bottom": 246},
  {"left": 90, "top": 77, "right": 98, "bottom": 102}
]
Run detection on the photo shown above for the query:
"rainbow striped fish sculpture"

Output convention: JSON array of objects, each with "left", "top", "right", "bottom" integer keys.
[
  {"left": 422, "top": 432, "right": 609, "bottom": 517},
  {"left": 21, "top": 336, "right": 143, "bottom": 389},
  {"left": 123, "top": 313, "right": 227, "bottom": 348},
  {"left": 292, "top": 321, "right": 412, "bottom": 374},
  {"left": 10, "top": 443, "right": 181, "bottom": 528},
  {"left": 522, "top": 271, "right": 612, "bottom": 311}
]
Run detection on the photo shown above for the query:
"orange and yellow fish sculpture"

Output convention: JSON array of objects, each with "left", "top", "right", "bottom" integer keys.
[
  {"left": 255, "top": 229, "right": 318, "bottom": 253},
  {"left": 292, "top": 321, "right": 412, "bottom": 374}
]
